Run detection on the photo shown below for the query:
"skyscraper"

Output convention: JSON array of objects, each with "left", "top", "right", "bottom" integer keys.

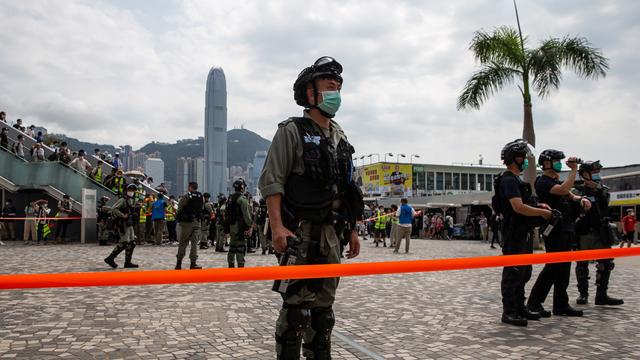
[
  {"left": 252, "top": 150, "right": 267, "bottom": 195},
  {"left": 144, "top": 158, "right": 164, "bottom": 185},
  {"left": 204, "top": 67, "right": 227, "bottom": 195},
  {"left": 176, "top": 157, "right": 206, "bottom": 196}
]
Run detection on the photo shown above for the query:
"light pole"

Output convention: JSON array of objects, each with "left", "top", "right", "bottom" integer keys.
[
  {"left": 384, "top": 152, "right": 393, "bottom": 162},
  {"left": 366, "top": 154, "right": 373, "bottom": 165},
  {"left": 396, "top": 153, "right": 406, "bottom": 163},
  {"left": 359, "top": 155, "right": 365, "bottom": 167},
  {"left": 410, "top": 154, "right": 420, "bottom": 164}
]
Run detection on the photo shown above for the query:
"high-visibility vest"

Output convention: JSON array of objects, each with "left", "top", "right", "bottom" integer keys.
[
  {"left": 112, "top": 177, "right": 124, "bottom": 193},
  {"left": 375, "top": 210, "right": 386, "bottom": 229},
  {"left": 166, "top": 205, "right": 176, "bottom": 221},
  {"left": 139, "top": 206, "right": 147, "bottom": 223},
  {"left": 94, "top": 167, "right": 102, "bottom": 183}
]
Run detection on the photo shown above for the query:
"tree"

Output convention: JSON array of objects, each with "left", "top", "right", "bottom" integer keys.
[{"left": 457, "top": 3, "right": 608, "bottom": 184}]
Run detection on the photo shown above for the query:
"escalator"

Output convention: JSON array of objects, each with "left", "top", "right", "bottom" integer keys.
[{"left": 0, "top": 149, "right": 114, "bottom": 213}]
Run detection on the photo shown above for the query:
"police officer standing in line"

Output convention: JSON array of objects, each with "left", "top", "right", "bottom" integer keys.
[
  {"left": 227, "top": 179, "right": 253, "bottom": 268},
  {"left": 257, "top": 198, "right": 272, "bottom": 255},
  {"left": 496, "top": 140, "right": 552, "bottom": 326},
  {"left": 175, "top": 182, "right": 203, "bottom": 270},
  {"left": 259, "top": 56, "right": 362, "bottom": 359},
  {"left": 104, "top": 184, "right": 140, "bottom": 269},
  {"left": 214, "top": 194, "right": 228, "bottom": 252},
  {"left": 527, "top": 150, "right": 591, "bottom": 317},
  {"left": 573, "top": 161, "right": 624, "bottom": 306},
  {"left": 200, "top": 193, "right": 214, "bottom": 250},
  {"left": 97, "top": 196, "right": 111, "bottom": 246}
]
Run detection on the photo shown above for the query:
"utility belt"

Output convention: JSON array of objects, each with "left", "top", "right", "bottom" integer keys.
[
  {"left": 176, "top": 212, "right": 200, "bottom": 222},
  {"left": 228, "top": 244, "right": 246, "bottom": 254}
]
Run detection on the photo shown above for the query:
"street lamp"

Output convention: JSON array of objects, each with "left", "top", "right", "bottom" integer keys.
[
  {"left": 369, "top": 153, "right": 380, "bottom": 163},
  {"left": 366, "top": 154, "right": 373, "bottom": 165},
  {"left": 410, "top": 154, "right": 420, "bottom": 163},
  {"left": 359, "top": 155, "right": 365, "bottom": 167},
  {"left": 384, "top": 152, "right": 394, "bottom": 162},
  {"left": 396, "top": 153, "right": 406, "bottom": 163}
]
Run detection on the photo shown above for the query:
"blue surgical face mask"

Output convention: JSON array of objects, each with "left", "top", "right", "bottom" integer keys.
[
  {"left": 591, "top": 173, "right": 602, "bottom": 182},
  {"left": 521, "top": 159, "right": 529, "bottom": 171},
  {"left": 552, "top": 161, "right": 563, "bottom": 172},
  {"left": 317, "top": 90, "right": 341, "bottom": 117}
]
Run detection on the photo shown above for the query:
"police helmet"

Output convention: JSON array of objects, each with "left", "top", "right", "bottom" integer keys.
[
  {"left": 217, "top": 193, "right": 227, "bottom": 203},
  {"left": 203, "top": 192, "right": 211, "bottom": 199},
  {"left": 500, "top": 139, "right": 533, "bottom": 165},
  {"left": 100, "top": 196, "right": 110, "bottom": 203},
  {"left": 293, "top": 56, "right": 343, "bottom": 108},
  {"left": 538, "top": 149, "right": 565, "bottom": 168},
  {"left": 233, "top": 178, "right": 246, "bottom": 192},
  {"left": 126, "top": 183, "right": 137, "bottom": 191},
  {"left": 579, "top": 160, "right": 602, "bottom": 176}
]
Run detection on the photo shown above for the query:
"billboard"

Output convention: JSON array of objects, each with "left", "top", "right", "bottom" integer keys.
[{"left": 359, "top": 163, "right": 413, "bottom": 197}]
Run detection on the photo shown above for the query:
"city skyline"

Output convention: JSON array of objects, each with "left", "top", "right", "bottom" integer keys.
[{"left": 204, "top": 67, "right": 228, "bottom": 195}]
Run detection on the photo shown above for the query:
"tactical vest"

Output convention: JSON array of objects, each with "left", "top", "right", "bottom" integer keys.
[
  {"left": 177, "top": 192, "right": 204, "bottom": 222},
  {"left": 574, "top": 184, "right": 610, "bottom": 234},
  {"left": 283, "top": 117, "right": 355, "bottom": 223}
]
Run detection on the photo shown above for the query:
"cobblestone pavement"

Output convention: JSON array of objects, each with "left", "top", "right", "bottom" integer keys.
[{"left": 1, "top": 238, "right": 639, "bottom": 359}]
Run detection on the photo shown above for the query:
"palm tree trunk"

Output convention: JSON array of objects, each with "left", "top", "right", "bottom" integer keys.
[{"left": 522, "top": 101, "right": 536, "bottom": 185}]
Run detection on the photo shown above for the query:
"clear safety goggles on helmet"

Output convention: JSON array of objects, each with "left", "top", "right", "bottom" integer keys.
[{"left": 313, "top": 56, "right": 343, "bottom": 75}]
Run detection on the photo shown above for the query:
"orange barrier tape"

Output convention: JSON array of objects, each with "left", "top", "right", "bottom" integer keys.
[{"left": 1, "top": 247, "right": 639, "bottom": 290}]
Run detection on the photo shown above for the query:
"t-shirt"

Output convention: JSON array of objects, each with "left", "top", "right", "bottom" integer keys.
[
  {"left": 622, "top": 215, "right": 637, "bottom": 233},
  {"left": 151, "top": 199, "right": 166, "bottom": 220},
  {"left": 498, "top": 172, "right": 522, "bottom": 224},
  {"left": 536, "top": 175, "right": 572, "bottom": 229}
]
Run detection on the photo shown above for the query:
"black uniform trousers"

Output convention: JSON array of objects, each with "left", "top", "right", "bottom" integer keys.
[
  {"left": 501, "top": 224, "right": 532, "bottom": 315},
  {"left": 528, "top": 230, "right": 572, "bottom": 310}
]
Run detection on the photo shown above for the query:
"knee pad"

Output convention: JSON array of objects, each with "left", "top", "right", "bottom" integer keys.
[
  {"left": 310, "top": 307, "right": 335, "bottom": 335},
  {"left": 276, "top": 304, "right": 311, "bottom": 347},
  {"left": 304, "top": 307, "right": 335, "bottom": 359},
  {"left": 597, "top": 260, "right": 614, "bottom": 272},
  {"left": 127, "top": 241, "right": 136, "bottom": 251}
]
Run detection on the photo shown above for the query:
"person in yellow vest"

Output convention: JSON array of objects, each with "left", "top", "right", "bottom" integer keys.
[
  {"left": 110, "top": 170, "right": 126, "bottom": 196},
  {"left": 374, "top": 205, "right": 387, "bottom": 247},
  {"left": 144, "top": 194, "right": 154, "bottom": 241},
  {"left": 165, "top": 196, "right": 178, "bottom": 243},
  {"left": 91, "top": 160, "right": 104, "bottom": 183},
  {"left": 137, "top": 200, "right": 147, "bottom": 244},
  {"left": 389, "top": 204, "right": 399, "bottom": 248}
]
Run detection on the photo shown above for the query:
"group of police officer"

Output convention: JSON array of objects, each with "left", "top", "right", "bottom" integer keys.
[{"left": 497, "top": 139, "right": 623, "bottom": 327}]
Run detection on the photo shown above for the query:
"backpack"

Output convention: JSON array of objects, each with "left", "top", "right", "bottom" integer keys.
[
  {"left": 491, "top": 172, "right": 506, "bottom": 215},
  {"left": 223, "top": 193, "right": 242, "bottom": 234}
]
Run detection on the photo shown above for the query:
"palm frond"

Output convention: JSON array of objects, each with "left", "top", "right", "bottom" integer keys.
[
  {"left": 469, "top": 26, "right": 527, "bottom": 69},
  {"left": 457, "top": 63, "right": 521, "bottom": 110},
  {"left": 558, "top": 36, "right": 609, "bottom": 78}
]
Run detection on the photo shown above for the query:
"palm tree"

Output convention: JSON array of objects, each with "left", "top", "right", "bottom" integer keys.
[{"left": 457, "top": 5, "right": 608, "bottom": 184}]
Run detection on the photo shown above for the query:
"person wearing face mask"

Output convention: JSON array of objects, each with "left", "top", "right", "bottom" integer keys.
[
  {"left": 621, "top": 209, "right": 637, "bottom": 248},
  {"left": 104, "top": 184, "right": 140, "bottom": 268},
  {"left": 573, "top": 161, "right": 624, "bottom": 306},
  {"left": 493, "top": 139, "right": 552, "bottom": 326},
  {"left": 527, "top": 150, "right": 591, "bottom": 318},
  {"left": 260, "top": 56, "right": 363, "bottom": 360}
]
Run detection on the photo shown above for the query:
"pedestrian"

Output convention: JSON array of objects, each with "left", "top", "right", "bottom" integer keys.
[
  {"left": 136, "top": 199, "right": 147, "bottom": 244},
  {"left": 0, "top": 128, "right": 9, "bottom": 151},
  {"left": 165, "top": 196, "right": 178, "bottom": 244},
  {"left": 256, "top": 199, "right": 271, "bottom": 254},
  {"left": 151, "top": 194, "right": 167, "bottom": 245},
  {"left": 26, "top": 125, "right": 35, "bottom": 138},
  {"left": 11, "top": 134, "right": 25, "bottom": 158},
  {"left": 527, "top": 149, "right": 590, "bottom": 317},
  {"left": 35, "top": 131, "right": 44, "bottom": 143},
  {"left": 573, "top": 161, "right": 624, "bottom": 306},
  {"left": 32, "top": 142, "right": 46, "bottom": 162},
  {"left": 394, "top": 198, "right": 415, "bottom": 253},
  {"left": 489, "top": 213, "right": 502, "bottom": 249},
  {"left": 620, "top": 209, "right": 637, "bottom": 248},
  {"left": 479, "top": 213, "right": 489, "bottom": 241},
  {"left": 112, "top": 152, "right": 122, "bottom": 169},
  {"left": 13, "top": 118, "right": 25, "bottom": 132},
  {"left": 68, "top": 149, "right": 93, "bottom": 175},
  {"left": 23, "top": 201, "right": 37, "bottom": 243},
  {"left": 259, "top": 56, "right": 362, "bottom": 358},
  {"left": 54, "top": 195, "right": 73, "bottom": 244},
  {"left": 389, "top": 204, "right": 399, "bottom": 248},
  {"left": 104, "top": 184, "right": 139, "bottom": 268},
  {"left": 57, "top": 142, "right": 71, "bottom": 163},
  {"left": 174, "top": 182, "right": 203, "bottom": 270},
  {"left": 1, "top": 199, "right": 17, "bottom": 241},
  {"left": 226, "top": 179, "right": 253, "bottom": 268},
  {"left": 0, "top": 111, "right": 6, "bottom": 123},
  {"left": 34, "top": 199, "right": 51, "bottom": 244},
  {"left": 374, "top": 205, "right": 387, "bottom": 247},
  {"left": 495, "top": 139, "right": 552, "bottom": 326},
  {"left": 91, "top": 160, "right": 105, "bottom": 183},
  {"left": 445, "top": 214, "right": 454, "bottom": 240}
]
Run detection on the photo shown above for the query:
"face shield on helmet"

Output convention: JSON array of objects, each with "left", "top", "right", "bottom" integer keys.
[{"left": 293, "top": 56, "right": 343, "bottom": 118}]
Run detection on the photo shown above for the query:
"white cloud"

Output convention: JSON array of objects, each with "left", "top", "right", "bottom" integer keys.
[{"left": 0, "top": 0, "right": 637, "bottom": 167}]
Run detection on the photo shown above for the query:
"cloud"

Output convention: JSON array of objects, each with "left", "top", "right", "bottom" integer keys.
[{"left": 0, "top": 0, "right": 637, "bottom": 167}]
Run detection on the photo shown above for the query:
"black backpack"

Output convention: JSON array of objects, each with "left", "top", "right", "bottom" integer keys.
[
  {"left": 223, "top": 193, "right": 242, "bottom": 234},
  {"left": 491, "top": 172, "right": 507, "bottom": 215}
]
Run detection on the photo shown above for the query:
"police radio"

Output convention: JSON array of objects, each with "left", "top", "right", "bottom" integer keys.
[
  {"left": 541, "top": 210, "right": 563, "bottom": 238},
  {"left": 272, "top": 236, "right": 302, "bottom": 295}
]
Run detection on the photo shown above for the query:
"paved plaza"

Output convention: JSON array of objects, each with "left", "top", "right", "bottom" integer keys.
[{"left": 1, "top": 238, "right": 639, "bottom": 360}]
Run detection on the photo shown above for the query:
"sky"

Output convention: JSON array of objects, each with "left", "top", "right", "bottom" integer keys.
[{"left": 1, "top": 0, "right": 638, "bottom": 167}]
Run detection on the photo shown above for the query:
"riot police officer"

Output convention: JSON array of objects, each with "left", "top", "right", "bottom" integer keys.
[
  {"left": 104, "top": 184, "right": 139, "bottom": 268},
  {"left": 527, "top": 150, "right": 591, "bottom": 317},
  {"left": 259, "top": 56, "right": 363, "bottom": 359},
  {"left": 574, "top": 161, "right": 624, "bottom": 306},
  {"left": 97, "top": 196, "right": 111, "bottom": 246},
  {"left": 200, "top": 193, "right": 214, "bottom": 250},
  {"left": 496, "top": 139, "right": 552, "bottom": 326},
  {"left": 227, "top": 179, "right": 253, "bottom": 268},
  {"left": 175, "top": 182, "right": 203, "bottom": 270},
  {"left": 214, "top": 194, "right": 228, "bottom": 252}
]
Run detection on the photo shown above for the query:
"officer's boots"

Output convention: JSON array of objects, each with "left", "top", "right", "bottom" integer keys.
[
  {"left": 501, "top": 313, "right": 527, "bottom": 327},
  {"left": 175, "top": 258, "right": 182, "bottom": 270},
  {"left": 200, "top": 241, "right": 209, "bottom": 250},
  {"left": 575, "top": 261, "right": 590, "bottom": 304},
  {"left": 190, "top": 261, "right": 202, "bottom": 270},
  {"left": 595, "top": 265, "right": 624, "bottom": 305},
  {"left": 104, "top": 245, "right": 125, "bottom": 268},
  {"left": 124, "top": 248, "right": 139, "bottom": 268},
  {"left": 576, "top": 293, "right": 589, "bottom": 305}
]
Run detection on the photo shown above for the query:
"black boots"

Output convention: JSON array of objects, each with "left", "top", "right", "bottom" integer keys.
[
  {"left": 175, "top": 259, "right": 182, "bottom": 270},
  {"left": 595, "top": 294, "right": 624, "bottom": 306},
  {"left": 576, "top": 293, "right": 588, "bottom": 305},
  {"left": 552, "top": 306, "right": 583, "bottom": 317},
  {"left": 104, "top": 245, "right": 125, "bottom": 269},
  {"left": 190, "top": 262, "right": 202, "bottom": 269},
  {"left": 123, "top": 243, "right": 138, "bottom": 268},
  {"left": 526, "top": 303, "right": 551, "bottom": 318},
  {"left": 518, "top": 306, "right": 542, "bottom": 321},
  {"left": 501, "top": 313, "right": 527, "bottom": 327}
]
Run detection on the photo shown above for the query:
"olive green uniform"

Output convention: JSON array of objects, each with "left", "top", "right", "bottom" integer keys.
[
  {"left": 215, "top": 204, "right": 227, "bottom": 251},
  {"left": 201, "top": 201, "right": 214, "bottom": 248},
  {"left": 227, "top": 193, "right": 253, "bottom": 267},
  {"left": 259, "top": 114, "right": 350, "bottom": 359}
]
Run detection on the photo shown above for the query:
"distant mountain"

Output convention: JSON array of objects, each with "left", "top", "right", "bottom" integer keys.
[{"left": 49, "top": 128, "right": 272, "bottom": 192}]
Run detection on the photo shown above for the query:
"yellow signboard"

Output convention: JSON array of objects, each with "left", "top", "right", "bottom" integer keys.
[{"left": 359, "top": 163, "right": 413, "bottom": 197}]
